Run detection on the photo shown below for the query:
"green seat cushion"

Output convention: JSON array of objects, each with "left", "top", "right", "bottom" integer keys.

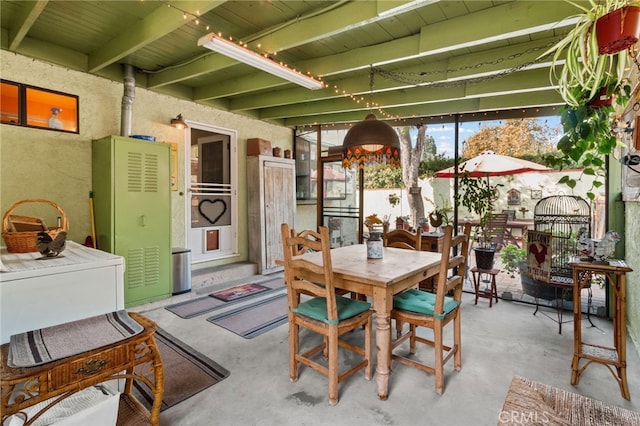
[
  {"left": 393, "top": 289, "right": 459, "bottom": 319},
  {"left": 293, "top": 296, "right": 371, "bottom": 325}
]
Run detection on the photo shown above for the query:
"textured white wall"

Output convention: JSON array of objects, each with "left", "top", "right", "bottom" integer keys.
[{"left": 0, "top": 50, "right": 291, "bottom": 267}]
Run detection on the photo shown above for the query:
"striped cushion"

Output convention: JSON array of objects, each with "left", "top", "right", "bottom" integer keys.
[
  {"left": 393, "top": 289, "right": 459, "bottom": 319},
  {"left": 293, "top": 296, "right": 371, "bottom": 325}
]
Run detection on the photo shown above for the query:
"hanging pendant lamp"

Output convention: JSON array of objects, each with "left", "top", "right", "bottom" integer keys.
[{"left": 341, "top": 113, "right": 401, "bottom": 169}]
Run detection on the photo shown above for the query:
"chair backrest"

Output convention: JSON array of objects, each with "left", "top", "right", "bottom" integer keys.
[
  {"left": 280, "top": 223, "right": 340, "bottom": 323},
  {"left": 486, "top": 213, "right": 508, "bottom": 248},
  {"left": 288, "top": 227, "right": 316, "bottom": 256},
  {"left": 501, "top": 209, "right": 516, "bottom": 220},
  {"left": 383, "top": 229, "right": 420, "bottom": 250},
  {"left": 433, "top": 224, "right": 471, "bottom": 315}
]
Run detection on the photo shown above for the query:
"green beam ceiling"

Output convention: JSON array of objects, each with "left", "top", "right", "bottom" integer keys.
[{"left": 88, "top": 1, "right": 225, "bottom": 72}]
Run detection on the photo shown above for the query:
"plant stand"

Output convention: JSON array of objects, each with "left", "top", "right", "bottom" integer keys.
[{"left": 471, "top": 267, "right": 499, "bottom": 307}]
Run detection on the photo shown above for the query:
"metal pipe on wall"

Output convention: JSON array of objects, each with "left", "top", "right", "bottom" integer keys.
[{"left": 121, "top": 64, "right": 135, "bottom": 137}]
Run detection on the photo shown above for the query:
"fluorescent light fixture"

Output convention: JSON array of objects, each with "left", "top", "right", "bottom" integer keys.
[{"left": 198, "top": 33, "right": 324, "bottom": 90}]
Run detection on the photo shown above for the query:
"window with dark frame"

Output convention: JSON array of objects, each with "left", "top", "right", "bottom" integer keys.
[{"left": 1, "top": 79, "right": 79, "bottom": 133}]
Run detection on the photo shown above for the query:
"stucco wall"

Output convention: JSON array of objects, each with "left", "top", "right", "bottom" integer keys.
[
  {"left": 626, "top": 202, "right": 640, "bottom": 355},
  {"left": 0, "top": 51, "right": 291, "bottom": 267}
]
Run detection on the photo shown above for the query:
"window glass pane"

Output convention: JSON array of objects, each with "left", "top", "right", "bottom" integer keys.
[
  {"left": 25, "top": 87, "right": 78, "bottom": 132},
  {"left": 1, "top": 81, "right": 20, "bottom": 124}
]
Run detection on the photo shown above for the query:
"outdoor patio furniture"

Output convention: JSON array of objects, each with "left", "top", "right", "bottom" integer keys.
[
  {"left": 471, "top": 267, "right": 500, "bottom": 307},
  {"left": 390, "top": 224, "right": 471, "bottom": 395},
  {"left": 287, "top": 226, "right": 361, "bottom": 301},
  {"left": 280, "top": 224, "right": 372, "bottom": 405},
  {"left": 486, "top": 213, "right": 509, "bottom": 250},
  {"left": 569, "top": 258, "right": 633, "bottom": 400}
]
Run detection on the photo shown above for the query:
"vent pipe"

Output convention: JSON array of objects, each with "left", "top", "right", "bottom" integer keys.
[{"left": 121, "top": 64, "right": 135, "bottom": 137}]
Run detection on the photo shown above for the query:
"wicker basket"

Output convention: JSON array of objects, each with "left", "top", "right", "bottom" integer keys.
[{"left": 2, "top": 199, "right": 68, "bottom": 253}]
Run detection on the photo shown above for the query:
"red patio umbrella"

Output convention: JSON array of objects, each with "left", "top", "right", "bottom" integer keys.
[{"left": 434, "top": 150, "right": 551, "bottom": 178}]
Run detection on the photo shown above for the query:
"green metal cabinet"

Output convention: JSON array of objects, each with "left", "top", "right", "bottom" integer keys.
[{"left": 92, "top": 135, "right": 171, "bottom": 307}]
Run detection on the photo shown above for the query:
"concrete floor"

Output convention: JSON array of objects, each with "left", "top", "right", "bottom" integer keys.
[{"left": 131, "top": 274, "right": 640, "bottom": 426}]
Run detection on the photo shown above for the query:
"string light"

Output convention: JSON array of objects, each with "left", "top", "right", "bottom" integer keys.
[
  {"left": 166, "top": 3, "right": 560, "bottom": 130},
  {"left": 167, "top": 4, "right": 210, "bottom": 30}
]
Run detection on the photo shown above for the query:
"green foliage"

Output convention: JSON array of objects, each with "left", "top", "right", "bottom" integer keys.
[
  {"left": 419, "top": 155, "right": 455, "bottom": 177},
  {"left": 363, "top": 165, "right": 403, "bottom": 189},
  {"left": 456, "top": 172, "right": 502, "bottom": 247},
  {"left": 541, "top": 0, "right": 633, "bottom": 107},
  {"left": 544, "top": 97, "right": 628, "bottom": 200},
  {"left": 500, "top": 244, "right": 526, "bottom": 277},
  {"left": 388, "top": 193, "right": 400, "bottom": 208},
  {"left": 364, "top": 156, "right": 455, "bottom": 189}
]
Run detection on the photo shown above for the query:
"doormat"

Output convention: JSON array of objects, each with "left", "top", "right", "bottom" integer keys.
[
  {"left": 210, "top": 282, "right": 269, "bottom": 302},
  {"left": 206, "top": 293, "right": 288, "bottom": 339},
  {"left": 133, "top": 328, "right": 230, "bottom": 412},
  {"left": 165, "top": 277, "right": 284, "bottom": 319}
]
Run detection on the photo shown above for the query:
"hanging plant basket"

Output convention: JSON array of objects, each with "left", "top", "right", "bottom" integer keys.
[
  {"left": 596, "top": 6, "right": 640, "bottom": 55},
  {"left": 587, "top": 87, "right": 613, "bottom": 107}
]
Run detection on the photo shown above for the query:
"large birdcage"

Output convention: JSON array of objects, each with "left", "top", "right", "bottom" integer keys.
[{"left": 533, "top": 195, "right": 591, "bottom": 279}]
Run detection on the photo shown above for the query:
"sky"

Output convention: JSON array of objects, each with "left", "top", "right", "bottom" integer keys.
[
  {"left": 315, "top": 115, "right": 563, "bottom": 159},
  {"left": 418, "top": 115, "right": 562, "bottom": 159}
]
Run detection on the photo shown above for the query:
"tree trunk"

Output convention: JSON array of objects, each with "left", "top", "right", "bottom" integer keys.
[{"left": 399, "top": 125, "right": 426, "bottom": 229}]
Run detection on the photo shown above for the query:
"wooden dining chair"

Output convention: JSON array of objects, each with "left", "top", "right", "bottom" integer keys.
[
  {"left": 383, "top": 229, "right": 421, "bottom": 250},
  {"left": 486, "top": 213, "right": 509, "bottom": 250},
  {"left": 390, "top": 223, "right": 471, "bottom": 395},
  {"left": 280, "top": 223, "right": 373, "bottom": 405},
  {"left": 288, "top": 227, "right": 364, "bottom": 301}
]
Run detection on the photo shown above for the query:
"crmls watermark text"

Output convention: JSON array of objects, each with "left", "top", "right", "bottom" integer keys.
[{"left": 498, "top": 410, "right": 552, "bottom": 424}]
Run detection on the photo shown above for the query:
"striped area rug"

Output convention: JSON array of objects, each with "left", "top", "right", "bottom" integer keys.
[
  {"left": 165, "top": 277, "right": 284, "bottom": 319},
  {"left": 206, "top": 293, "right": 288, "bottom": 339},
  {"left": 8, "top": 311, "right": 142, "bottom": 367}
]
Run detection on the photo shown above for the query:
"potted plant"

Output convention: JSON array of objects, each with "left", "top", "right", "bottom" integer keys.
[
  {"left": 541, "top": 0, "right": 639, "bottom": 107},
  {"left": 418, "top": 217, "right": 430, "bottom": 233},
  {"left": 541, "top": 1, "right": 636, "bottom": 200},
  {"left": 424, "top": 195, "right": 454, "bottom": 229},
  {"left": 499, "top": 244, "right": 558, "bottom": 300},
  {"left": 544, "top": 86, "right": 630, "bottom": 200},
  {"left": 456, "top": 171, "right": 502, "bottom": 269}
]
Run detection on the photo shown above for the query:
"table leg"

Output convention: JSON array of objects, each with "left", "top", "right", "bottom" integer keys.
[
  {"left": 373, "top": 287, "right": 392, "bottom": 400},
  {"left": 472, "top": 271, "right": 479, "bottom": 305},
  {"left": 614, "top": 274, "right": 630, "bottom": 400},
  {"left": 571, "top": 268, "right": 583, "bottom": 385}
]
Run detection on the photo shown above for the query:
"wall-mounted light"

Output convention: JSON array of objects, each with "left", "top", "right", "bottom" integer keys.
[
  {"left": 197, "top": 33, "right": 324, "bottom": 90},
  {"left": 171, "top": 114, "right": 188, "bottom": 129}
]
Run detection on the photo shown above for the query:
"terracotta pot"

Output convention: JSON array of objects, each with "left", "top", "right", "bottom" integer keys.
[
  {"left": 596, "top": 6, "right": 640, "bottom": 55},
  {"left": 588, "top": 87, "right": 613, "bottom": 107}
]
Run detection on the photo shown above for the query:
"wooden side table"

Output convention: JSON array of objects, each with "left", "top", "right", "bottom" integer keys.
[
  {"left": 420, "top": 233, "right": 444, "bottom": 252},
  {"left": 1, "top": 312, "right": 164, "bottom": 425},
  {"left": 569, "top": 258, "right": 633, "bottom": 400},
  {"left": 471, "top": 267, "right": 500, "bottom": 307}
]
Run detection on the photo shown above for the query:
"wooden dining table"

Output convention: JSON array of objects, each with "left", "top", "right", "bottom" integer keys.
[{"left": 295, "top": 244, "right": 442, "bottom": 400}]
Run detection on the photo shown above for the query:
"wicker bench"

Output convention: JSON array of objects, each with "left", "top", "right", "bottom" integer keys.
[{"left": 0, "top": 312, "right": 163, "bottom": 426}]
